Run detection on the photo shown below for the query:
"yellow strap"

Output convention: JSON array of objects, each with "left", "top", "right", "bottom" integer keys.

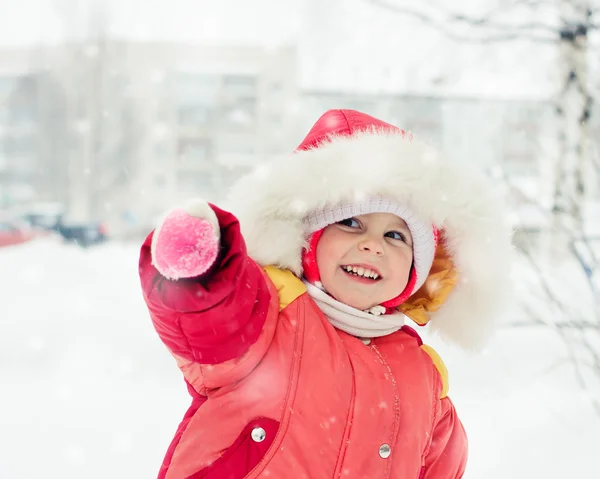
[
  {"left": 420, "top": 344, "right": 449, "bottom": 399},
  {"left": 263, "top": 266, "right": 307, "bottom": 311}
]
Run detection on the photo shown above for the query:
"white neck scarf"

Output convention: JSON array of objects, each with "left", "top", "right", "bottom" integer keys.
[{"left": 303, "top": 280, "right": 406, "bottom": 339}]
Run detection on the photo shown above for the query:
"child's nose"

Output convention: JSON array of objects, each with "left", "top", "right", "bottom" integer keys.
[{"left": 358, "top": 238, "right": 384, "bottom": 256}]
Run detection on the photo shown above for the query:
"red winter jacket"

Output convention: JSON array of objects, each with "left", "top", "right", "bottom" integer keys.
[{"left": 139, "top": 205, "right": 468, "bottom": 479}]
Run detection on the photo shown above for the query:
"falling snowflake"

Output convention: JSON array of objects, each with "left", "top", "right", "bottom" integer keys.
[{"left": 64, "top": 444, "right": 85, "bottom": 463}]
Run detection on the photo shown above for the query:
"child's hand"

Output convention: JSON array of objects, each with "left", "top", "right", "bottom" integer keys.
[{"left": 150, "top": 199, "right": 220, "bottom": 280}]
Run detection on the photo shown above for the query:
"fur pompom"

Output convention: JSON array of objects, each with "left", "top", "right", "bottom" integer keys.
[{"left": 151, "top": 204, "right": 220, "bottom": 280}]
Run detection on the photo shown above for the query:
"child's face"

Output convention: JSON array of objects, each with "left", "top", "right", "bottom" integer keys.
[{"left": 316, "top": 212, "right": 414, "bottom": 310}]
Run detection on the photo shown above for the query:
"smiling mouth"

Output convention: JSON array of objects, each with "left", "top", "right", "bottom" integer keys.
[{"left": 340, "top": 265, "right": 382, "bottom": 281}]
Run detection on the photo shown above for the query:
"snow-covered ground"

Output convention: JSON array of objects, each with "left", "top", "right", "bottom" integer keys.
[{"left": 1, "top": 237, "right": 599, "bottom": 478}]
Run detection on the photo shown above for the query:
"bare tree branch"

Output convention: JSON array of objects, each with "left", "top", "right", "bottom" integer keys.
[
  {"left": 521, "top": 0, "right": 562, "bottom": 7},
  {"left": 365, "top": 0, "right": 560, "bottom": 43},
  {"left": 451, "top": 6, "right": 561, "bottom": 35},
  {"left": 487, "top": 155, "right": 600, "bottom": 413},
  {"left": 518, "top": 243, "right": 600, "bottom": 416},
  {"left": 454, "top": 15, "right": 559, "bottom": 34}
]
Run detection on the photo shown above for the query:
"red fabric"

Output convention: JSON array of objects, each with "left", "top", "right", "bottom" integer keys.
[
  {"left": 301, "top": 229, "right": 323, "bottom": 283},
  {"left": 400, "top": 325, "right": 424, "bottom": 346},
  {"left": 139, "top": 204, "right": 271, "bottom": 365},
  {"left": 186, "top": 417, "right": 280, "bottom": 479},
  {"left": 155, "top": 298, "right": 468, "bottom": 478},
  {"left": 295, "top": 109, "right": 407, "bottom": 152},
  {"left": 422, "top": 398, "right": 468, "bottom": 479},
  {"left": 142, "top": 272, "right": 468, "bottom": 479},
  {"left": 382, "top": 266, "right": 418, "bottom": 310},
  {"left": 158, "top": 396, "right": 207, "bottom": 479}
]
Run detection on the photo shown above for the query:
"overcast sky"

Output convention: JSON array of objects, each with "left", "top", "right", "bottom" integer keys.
[
  {"left": 0, "top": 0, "right": 302, "bottom": 46},
  {"left": 0, "top": 0, "right": 580, "bottom": 99}
]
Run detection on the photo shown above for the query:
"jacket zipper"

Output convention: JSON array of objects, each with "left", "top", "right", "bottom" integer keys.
[{"left": 371, "top": 343, "right": 401, "bottom": 479}]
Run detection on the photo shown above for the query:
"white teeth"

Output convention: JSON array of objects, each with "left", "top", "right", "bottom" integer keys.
[{"left": 342, "top": 265, "right": 379, "bottom": 280}]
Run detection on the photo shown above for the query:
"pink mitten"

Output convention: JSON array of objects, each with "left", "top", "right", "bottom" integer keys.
[{"left": 151, "top": 199, "right": 220, "bottom": 280}]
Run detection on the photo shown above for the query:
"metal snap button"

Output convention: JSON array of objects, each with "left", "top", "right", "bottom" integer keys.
[
  {"left": 379, "top": 443, "right": 391, "bottom": 458},
  {"left": 251, "top": 426, "right": 267, "bottom": 443}
]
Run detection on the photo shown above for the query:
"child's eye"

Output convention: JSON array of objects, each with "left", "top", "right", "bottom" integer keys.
[
  {"left": 338, "top": 218, "right": 360, "bottom": 228},
  {"left": 385, "top": 231, "right": 406, "bottom": 242}
]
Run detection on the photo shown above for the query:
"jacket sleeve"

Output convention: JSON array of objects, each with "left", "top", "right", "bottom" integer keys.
[
  {"left": 139, "top": 204, "right": 272, "bottom": 365},
  {"left": 422, "top": 397, "right": 468, "bottom": 479}
]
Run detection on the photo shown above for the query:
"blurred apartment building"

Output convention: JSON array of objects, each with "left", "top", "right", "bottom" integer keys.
[
  {"left": 0, "top": 42, "right": 300, "bottom": 233},
  {"left": 0, "top": 40, "right": 567, "bottom": 236}
]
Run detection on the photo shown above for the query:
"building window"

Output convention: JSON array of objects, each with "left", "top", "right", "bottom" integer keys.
[
  {"left": 269, "top": 81, "right": 283, "bottom": 93},
  {"left": 222, "top": 74, "right": 258, "bottom": 98},
  {"left": 153, "top": 140, "right": 171, "bottom": 160},
  {"left": 178, "top": 105, "right": 211, "bottom": 126},
  {"left": 175, "top": 73, "right": 220, "bottom": 104},
  {"left": 177, "top": 138, "right": 212, "bottom": 168},
  {"left": 4, "top": 134, "right": 35, "bottom": 157},
  {"left": 217, "top": 134, "right": 256, "bottom": 156},
  {"left": 0, "top": 75, "right": 37, "bottom": 128},
  {"left": 174, "top": 73, "right": 220, "bottom": 127},
  {"left": 0, "top": 77, "right": 17, "bottom": 102},
  {"left": 221, "top": 98, "right": 257, "bottom": 127}
]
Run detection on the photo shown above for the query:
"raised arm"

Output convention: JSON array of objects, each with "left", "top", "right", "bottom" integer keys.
[{"left": 139, "top": 200, "right": 272, "bottom": 365}]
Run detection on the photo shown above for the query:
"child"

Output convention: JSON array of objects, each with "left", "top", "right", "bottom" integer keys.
[{"left": 139, "top": 109, "right": 513, "bottom": 478}]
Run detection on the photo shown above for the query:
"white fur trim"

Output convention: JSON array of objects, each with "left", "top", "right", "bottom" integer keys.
[
  {"left": 150, "top": 208, "right": 172, "bottom": 270},
  {"left": 184, "top": 198, "right": 219, "bottom": 233},
  {"left": 225, "top": 130, "right": 514, "bottom": 350}
]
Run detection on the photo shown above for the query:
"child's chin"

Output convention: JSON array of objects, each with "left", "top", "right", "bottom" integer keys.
[
  {"left": 328, "top": 285, "right": 381, "bottom": 311},
  {"left": 341, "top": 297, "right": 378, "bottom": 311}
]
